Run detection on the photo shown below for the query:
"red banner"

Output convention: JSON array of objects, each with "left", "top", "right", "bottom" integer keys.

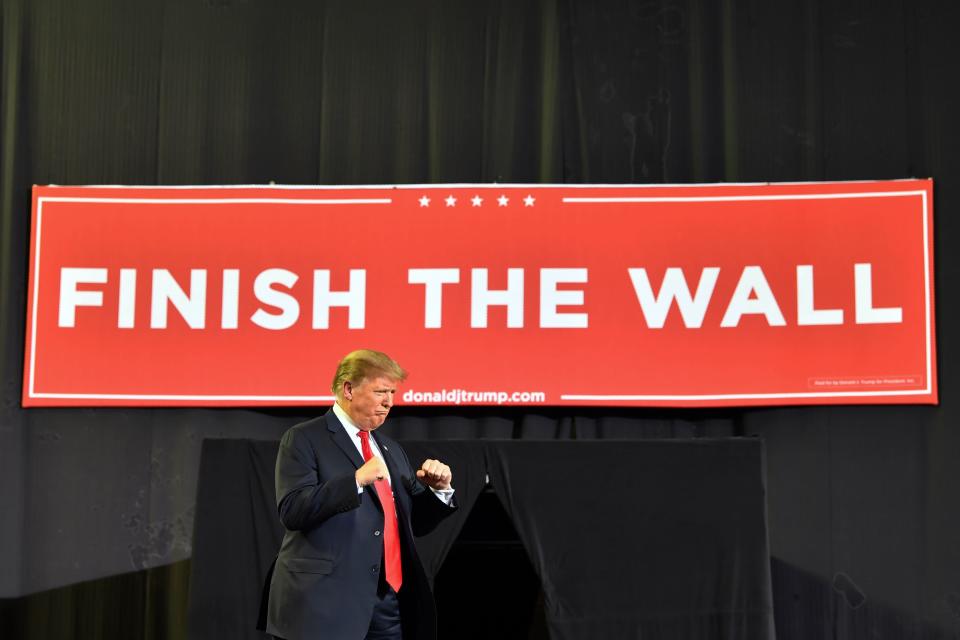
[{"left": 23, "top": 180, "right": 936, "bottom": 407}]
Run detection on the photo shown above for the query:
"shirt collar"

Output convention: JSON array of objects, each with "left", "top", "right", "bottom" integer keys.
[
  {"left": 332, "top": 401, "right": 367, "bottom": 443},
  {"left": 333, "top": 401, "right": 358, "bottom": 429}
]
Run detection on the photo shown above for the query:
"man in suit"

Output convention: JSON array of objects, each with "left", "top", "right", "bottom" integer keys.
[{"left": 264, "top": 349, "right": 456, "bottom": 640}]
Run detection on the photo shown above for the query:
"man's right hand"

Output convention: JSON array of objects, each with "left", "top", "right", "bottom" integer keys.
[{"left": 355, "top": 456, "right": 390, "bottom": 487}]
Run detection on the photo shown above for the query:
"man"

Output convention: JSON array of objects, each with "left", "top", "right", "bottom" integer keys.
[{"left": 263, "top": 349, "right": 456, "bottom": 640}]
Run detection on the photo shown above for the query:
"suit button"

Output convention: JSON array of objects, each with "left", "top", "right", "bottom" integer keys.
[
  {"left": 374, "top": 530, "right": 381, "bottom": 536},
  {"left": 371, "top": 565, "right": 379, "bottom": 573}
]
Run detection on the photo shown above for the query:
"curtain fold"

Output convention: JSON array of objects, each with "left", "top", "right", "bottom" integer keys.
[
  {"left": 185, "top": 438, "right": 773, "bottom": 640},
  {"left": 401, "top": 441, "right": 490, "bottom": 582},
  {"left": 484, "top": 440, "right": 774, "bottom": 640}
]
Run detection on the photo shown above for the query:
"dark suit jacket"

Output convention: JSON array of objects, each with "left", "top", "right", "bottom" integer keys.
[{"left": 263, "top": 410, "right": 455, "bottom": 640}]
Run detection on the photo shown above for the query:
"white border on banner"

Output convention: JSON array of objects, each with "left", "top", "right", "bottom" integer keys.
[{"left": 27, "top": 187, "right": 932, "bottom": 403}]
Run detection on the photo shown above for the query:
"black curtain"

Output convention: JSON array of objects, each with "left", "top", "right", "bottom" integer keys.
[
  {"left": 186, "top": 438, "right": 773, "bottom": 640},
  {"left": 2, "top": 0, "right": 959, "bottom": 638},
  {"left": 483, "top": 439, "right": 773, "bottom": 639},
  {"left": 400, "top": 441, "right": 490, "bottom": 580}
]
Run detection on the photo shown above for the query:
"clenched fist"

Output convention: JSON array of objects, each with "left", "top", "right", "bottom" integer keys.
[
  {"left": 416, "top": 459, "right": 452, "bottom": 490},
  {"left": 355, "top": 456, "right": 390, "bottom": 487}
]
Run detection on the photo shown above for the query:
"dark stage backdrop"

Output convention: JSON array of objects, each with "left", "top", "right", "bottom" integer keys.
[
  {"left": 187, "top": 439, "right": 774, "bottom": 640},
  {"left": 1, "top": 0, "right": 958, "bottom": 639}
]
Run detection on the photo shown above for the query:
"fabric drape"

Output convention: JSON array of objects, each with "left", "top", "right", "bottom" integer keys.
[
  {"left": 186, "top": 438, "right": 773, "bottom": 640},
  {"left": 2, "top": 0, "right": 959, "bottom": 638},
  {"left": 484, "top": 440, "right": 775, "bottom": 640}
]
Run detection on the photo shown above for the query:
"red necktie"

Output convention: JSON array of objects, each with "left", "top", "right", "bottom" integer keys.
[{"left": 358, "top": 430, "right": 402, "bottom": 592}]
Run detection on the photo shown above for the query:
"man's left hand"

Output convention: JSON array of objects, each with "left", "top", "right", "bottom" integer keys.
[{"left": 416, "top": 459, "right": 452, "bottom": 490}]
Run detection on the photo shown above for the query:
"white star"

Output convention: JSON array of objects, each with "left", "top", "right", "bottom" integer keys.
[
  {"left": 419, "top": 195, "right": 430, "bottom": 207},
  {"left": 445, "top": 195, "right": 457, "bottom": 207},
  {"left": 471, "top": 195, "right": 483, "bottom": 207},
  {"left": 497, "top": 195, "right": 509, "bottom": 207},
  {"left": 523, "top": 195, "right": 535, "bottom": 207}
]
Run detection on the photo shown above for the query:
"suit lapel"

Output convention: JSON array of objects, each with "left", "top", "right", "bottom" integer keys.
[
  {"left": 324, "top": 409, "right": 364, "bottom": 470},
  {"left": 374, "top": 433, "right": 411, "bottom": 516},
  {"left": 375, "top": 433, "right": 398, "bottom": 484},
  {"left": 326, "top": 410, "right": 391, "bottom": 511}
]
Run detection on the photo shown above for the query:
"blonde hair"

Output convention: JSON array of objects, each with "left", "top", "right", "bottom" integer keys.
[{"left": 331, "top": 349, "right": 407, "bottom": 398}]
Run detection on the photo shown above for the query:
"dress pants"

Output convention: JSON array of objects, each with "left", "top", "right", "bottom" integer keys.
[
  {"left": 366, "top": 586, "right": 403, "bottom": 640},
  {"left": 268, "top": 587, "right": 402, "bottom": 640}
]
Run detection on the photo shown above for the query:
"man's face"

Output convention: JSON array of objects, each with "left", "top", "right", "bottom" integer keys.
[{"left": 344, "top": 375, "right": 398, "bottom": 431}]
